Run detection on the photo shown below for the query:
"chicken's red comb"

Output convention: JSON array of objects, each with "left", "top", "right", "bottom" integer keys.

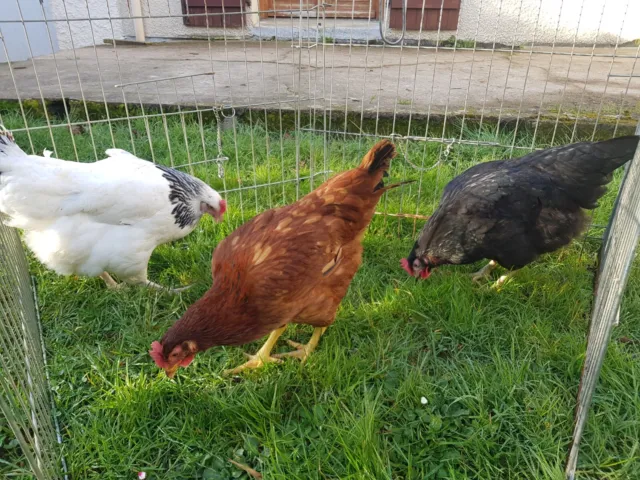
[
  {"left": 149, "top": 341, "right": 169, "bottom": 369},
  {"left": 219, "top": 199, "right": 227, "bottom": 216},
  {"left": 400, "top": 258, "right": 413, "bottom": 276}
]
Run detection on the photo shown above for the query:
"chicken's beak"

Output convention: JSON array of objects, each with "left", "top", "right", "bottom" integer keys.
[
  {"left": 201, "top": 200, "right": 227, "bottom": 222},
  {"left": 401, "top": 257, "right": 431, "bottom": 279},
  {"left": 164, "top": 364, "right": 179, "bottom": 379}
]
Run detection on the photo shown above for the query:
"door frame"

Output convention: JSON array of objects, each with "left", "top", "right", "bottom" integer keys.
[{"left": 259, "top": 0, "right": 378, "bottom": 19}]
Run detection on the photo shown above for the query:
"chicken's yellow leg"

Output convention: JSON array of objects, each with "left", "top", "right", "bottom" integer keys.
[
  {"left": 274, "top": 326, "right": 327, "bottom": 363},
  {"left": 223, "top": 325, "right": 287, "bottom": 375},
  {"left": 493, "top": 269, "right": 518, "bottom": 288},
  {"left": 471, "top": 260, "right": 498, "bottom": 284}
]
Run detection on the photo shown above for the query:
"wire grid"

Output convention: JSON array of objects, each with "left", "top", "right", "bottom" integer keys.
[
  {"left": 565, "top": 123, "right": 640, "bottom": 479},
  {"left": 0, "top": 221, "right": 63, "bottom": 480},
  {"left": 1, "top": 0, "right": 638, "bottom": 227},
  {"left": 0, "top": 0, "right": 639, "bottom": 478},
  {"left": 565, "top": 122, "right": 640, "bottom": 480}
]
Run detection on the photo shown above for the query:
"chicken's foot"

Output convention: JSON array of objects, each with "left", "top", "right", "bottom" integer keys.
[
  {"left": 273, "top": 326, "right": 327, "bottom": 363},
  {"left": 223, "top": 326, "right": 287, "bottom": 375},
  {"left": 493, "top": 270, "right": 517, "bottom": 288},
  {"left": 142, "top": 280, "right": 193, "bottom": 295},
  {"left": 124, "top": 271, "right": 192, "bottom": 294},
  {"left": 100, "top": 272, "right": 122, "bottom": 289},
  {"left": 470, "top": 260, "right": 498, "bottom": 284}
]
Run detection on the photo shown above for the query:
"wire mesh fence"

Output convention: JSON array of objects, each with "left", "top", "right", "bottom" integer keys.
[
  {"left": 0, "top": 0, "right": 639, "bottom": 478},
  {"left": 0, "top": 221, "right": 64, "bottom": 479},
  {"left": 565, "top": 122, "right": 640, "bottom": 480}
]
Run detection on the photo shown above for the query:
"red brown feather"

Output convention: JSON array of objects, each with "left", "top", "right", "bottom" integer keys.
[{"left": 150, "top": 140, "right": 399, "bottom": 376}]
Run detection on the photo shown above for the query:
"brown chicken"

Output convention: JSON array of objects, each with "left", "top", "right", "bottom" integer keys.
[{"left": 150, "top": 140, "right": 404, "bottom": 377}]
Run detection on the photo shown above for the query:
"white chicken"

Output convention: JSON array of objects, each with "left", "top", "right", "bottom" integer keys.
[{"left": 0, "top": 126, "right": 226, "bottom": 292}]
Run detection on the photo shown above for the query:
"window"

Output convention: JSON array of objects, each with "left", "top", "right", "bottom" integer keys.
[{"left": 390, "top": 0, "right": 461, "bottom": 31}]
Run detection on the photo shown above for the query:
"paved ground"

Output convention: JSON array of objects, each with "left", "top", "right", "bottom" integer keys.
[
  {"left": 1, "top": 41, "right": 638, "bottom": 119},
  {"left": 252, "top": 18, "right": 382, "bottom": 43}
]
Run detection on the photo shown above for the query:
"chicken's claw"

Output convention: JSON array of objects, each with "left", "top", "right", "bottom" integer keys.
[
  {"left": 492, "top": 272, "right": 514, "bottom": 289},
  {"left": 143, "top": 280, "right": 193, "bottom": 295},
  {"left": 223, "top": 326, "right": 288, "bottom": 375},
  {"left": 470, "top": 272, "right": 489, "bottom": 284},
  {"left": 222, "top": 353, "right": 282, "bottom": 376},
  {"left": 273, "top": 341, "right": 311, "bottom": 362},
  {"left": 285, "top": 339, "right": 305, "bottom": 350},
  {"left": 470, "top": 260, "right": 498, "bottom": 284},
  {"left": 272, "top": 327, "right": 328, "bottom": 363},
  {"left": 167, "top": 284, "right": 193, "bottom": 295}
]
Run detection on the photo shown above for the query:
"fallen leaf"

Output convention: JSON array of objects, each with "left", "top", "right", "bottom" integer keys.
[{"left": 228, "top": 459, "right": 262, "bottom": 479}]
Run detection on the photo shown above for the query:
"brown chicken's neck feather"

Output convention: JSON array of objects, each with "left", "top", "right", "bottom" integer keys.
[{"left": 161, "top": 287, "right": 243, "bottom": 355}]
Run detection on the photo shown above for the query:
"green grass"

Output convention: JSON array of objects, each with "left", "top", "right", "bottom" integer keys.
[
  {"left": 438, "top": 36, "right": 477, "bottom": 49},
  {"left": 1, "top": 106, "right": 639, "bottom": 479}
]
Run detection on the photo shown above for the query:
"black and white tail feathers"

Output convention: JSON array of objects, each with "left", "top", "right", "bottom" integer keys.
[{"left": 0, "top": 126, "right": 26, "bottom": 159}]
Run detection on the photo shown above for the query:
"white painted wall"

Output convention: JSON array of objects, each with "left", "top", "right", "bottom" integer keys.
[
  {"left": 451, "top": 0, "right": 640, "bottom": 45},
  {"left": 49, "top": 0, "right": 251, "bottom": 48},
  {"left": 50, "top": 0, "right": 128, "bottom": 50},
  {"left": 47, "top": 0, "right": 640, "bottom": 50}
]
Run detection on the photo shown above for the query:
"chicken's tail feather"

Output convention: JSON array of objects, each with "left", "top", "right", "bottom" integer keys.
[
  {"left": 377, "top": 180, "right": 416, "bottom": 193},
  {"left": 0, "top": 125, "right": 26, "bottom": 158},
  {"left": 588, "top": 135, "right": 639, "bottom": 173},
  {"left": 538, "top": 135, "right": 639, "bottom": 210},
  {"left": 360, "top": 139, "right": 397, "bottom": 174}
]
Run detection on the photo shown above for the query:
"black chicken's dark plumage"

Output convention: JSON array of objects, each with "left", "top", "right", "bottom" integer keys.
[{"left": 406, "top": 135, "right": 639, "bottom": 272}]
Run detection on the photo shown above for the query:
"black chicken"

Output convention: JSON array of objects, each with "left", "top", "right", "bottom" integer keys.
[{"left": 401, "top": 136, "right": 640, "bottom": 286}]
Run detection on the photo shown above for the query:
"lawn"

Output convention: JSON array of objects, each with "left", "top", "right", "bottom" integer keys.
[{"left": 1, "top": 104, "right": 639, "bottom": 479}]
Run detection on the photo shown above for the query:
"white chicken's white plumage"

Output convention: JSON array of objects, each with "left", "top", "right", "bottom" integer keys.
[{"left": 0, "top": 126, "right": 226, "bottom": 292}]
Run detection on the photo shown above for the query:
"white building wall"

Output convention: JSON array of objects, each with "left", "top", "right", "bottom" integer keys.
[
  {"left": 48, "top": 0, "right": 640, "bottom": 50},
  {"left": 50, "top": 0, "right": 128, "bottom": 50},
  {"left": 49, "top": 0, "right": 252, "bottom": 47},
  {"left": 453, "top": 0, "right": 640, "bottom": 45}
]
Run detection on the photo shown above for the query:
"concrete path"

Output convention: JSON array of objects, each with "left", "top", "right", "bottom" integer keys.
[{"left": 1, "top": 41, "right": 638, "bottom": 119}]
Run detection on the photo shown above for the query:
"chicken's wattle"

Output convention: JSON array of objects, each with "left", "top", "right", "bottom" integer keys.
[
  {"left": 400, "top": 258, "right": 413, "bottom": 276},
  {"left": 400, "top": 258, "right": 430, "bottom": 279}
]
